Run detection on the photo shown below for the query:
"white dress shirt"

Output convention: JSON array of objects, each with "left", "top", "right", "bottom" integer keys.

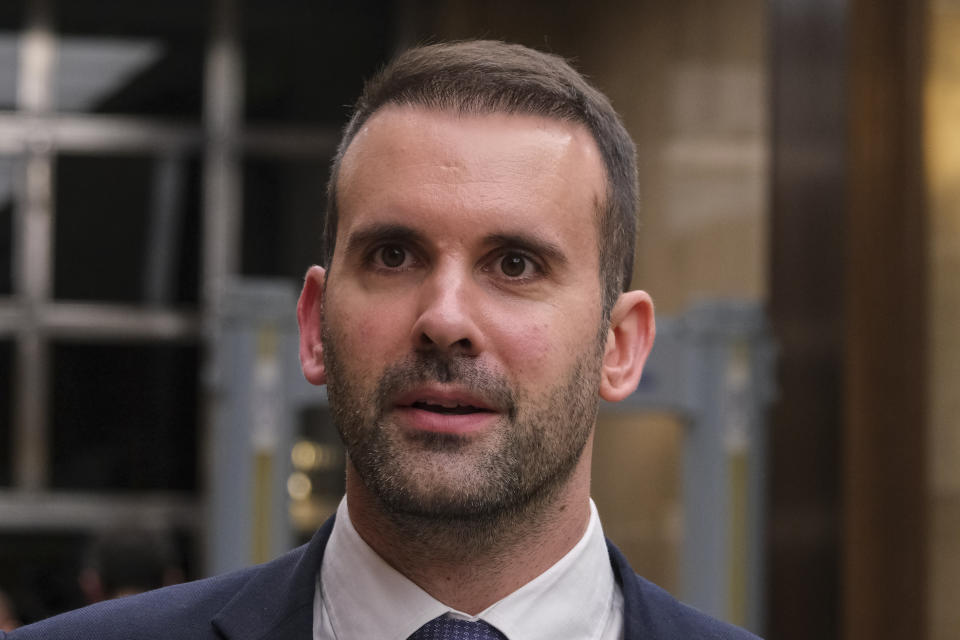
[{"left": 313, "top": 497, "right": 623, "bottom": 640}]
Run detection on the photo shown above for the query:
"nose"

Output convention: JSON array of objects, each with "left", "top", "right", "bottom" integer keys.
[{"left": 409, "top": 266, "right": 484, "bottom": 356}]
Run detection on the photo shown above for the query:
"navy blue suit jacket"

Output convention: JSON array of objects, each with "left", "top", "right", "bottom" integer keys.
[{"left": 4, "top": 516, "right": 759, "bottom": 639}]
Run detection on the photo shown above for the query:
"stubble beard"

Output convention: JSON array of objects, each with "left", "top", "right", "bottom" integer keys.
[{"left": 321, "top": 321, "right": 605, "bottom": 555}]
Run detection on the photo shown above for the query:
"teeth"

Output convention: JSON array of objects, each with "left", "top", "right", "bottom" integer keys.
[{"left": 420, "top": 399, "right": 461, "bottom": 409}]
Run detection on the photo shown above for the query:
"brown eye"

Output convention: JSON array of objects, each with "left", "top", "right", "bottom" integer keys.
[
  {"left": 500, "top": 253, "right": 527, "bottom": 278},
  {"left": 379, "top": 245, "right": 406, "bottom": 268}
]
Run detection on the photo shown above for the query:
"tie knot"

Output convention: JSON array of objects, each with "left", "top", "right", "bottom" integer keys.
[{"left": 407, "top": 614, "right": 508, "bottom": 640}]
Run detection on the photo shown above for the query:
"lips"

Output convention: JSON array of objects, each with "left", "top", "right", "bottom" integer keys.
[
  {"left": 395, "top": 387, "right": 495, "bottom": 412},
  {"left": 411, "top": 401, "right": 485, "bottom": 415},
  {"left": 393, "top": 387, "right": 499, "bottom": 434}
]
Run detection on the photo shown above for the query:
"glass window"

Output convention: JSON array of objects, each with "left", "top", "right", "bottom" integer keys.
[
  {"left": 53, "top": 153, "right": 201, "bottom": 305},
  {"left": 243, "top": 0, "right": 394, "bottom": 124},
  {"left": 0, "top": 1, "right": 25, "bottom": 30},
  {"left": 241, "top": 156, "right": 329, "bottom": 280},
  {"left": 0, "top": 1, "right": 24, "bottom": 110},
  {"left": 50, "top": 341, "right": 200, "bottom": 491},
  {"left": 0, "top": 527, "right": 196, "bottom": 625},
  {"left": 53, "top": 1, "right": 205, "bottom": 117},
  {"left": 0, "top": 33, "right": 18, "bottom": 111},
  {"left": 290, "top": 406, "right": 345, "bottom": 543},
  {"left": 0, "top": 340, "right": 12, "bottom": 487},
  {"left": 0, "top": 531, "right": 86, "bottom": 625},
  {"left": 0, "top": 157, "right": 15, "bottom": 295}
]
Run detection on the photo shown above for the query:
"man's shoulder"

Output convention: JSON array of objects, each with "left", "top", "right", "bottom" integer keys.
[
  {"left": 6, "top": 516, "right": 333, "bottom": 640},
  {"left": 6, "top": 546, "right": 307, "bottom": 640},
  {"left": 621, "top": 573, "right": 762, "bottom": 639},
  {"left": 607, "top": 541, "right": 762, "bottom": 640},
  {"left": 6, "top": 568, "right": 252, "bottom": 640}
]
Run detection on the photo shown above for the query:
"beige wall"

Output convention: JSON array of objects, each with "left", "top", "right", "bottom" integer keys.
[
  {"left": 925, "top": 2, "right": 960, "bottom": 638},
  {"left": 408, "top": 0, "right": 768, "bottom": 593},
  {"left": 582, "top": 2, "right": 768, "bottom": 313}
]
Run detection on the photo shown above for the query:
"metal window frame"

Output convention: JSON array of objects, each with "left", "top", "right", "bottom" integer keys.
[
  {"left": 1, "top": 0, "right": 336, "bottom": 538},
  {"left": 0, "top": 490, "right": 200, "bottom": 530}
]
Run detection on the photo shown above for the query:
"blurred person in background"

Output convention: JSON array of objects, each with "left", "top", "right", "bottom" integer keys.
[
  {"left": 77, "top": 527, "right": 183, "bottom": 603},
  {"left": 4, "top": 40, "right": 759, "bottom": 640},
  {"left": 0, "top": 590, "right": 19, "bottom": 632}
]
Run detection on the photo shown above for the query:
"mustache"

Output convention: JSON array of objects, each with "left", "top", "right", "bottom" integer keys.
[{"left": 375, "top": 352, "right": 517, "bottom": 419}]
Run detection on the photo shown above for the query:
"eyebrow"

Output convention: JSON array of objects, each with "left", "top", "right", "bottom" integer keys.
[{"left": 343, "top": 223, "right": 425, "bottom": 256}]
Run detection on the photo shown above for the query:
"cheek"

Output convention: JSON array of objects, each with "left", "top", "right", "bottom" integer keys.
[
  {"left": 354, "top": 317, "right": 380, "bottom": 345},
  {"left": 346, "top": 302, "right": 420, "bottom": 357},
  {"left": 345, "top": 315, "right": 405, "bottom": 367},
  {"left": 493, "top": 305, "right": 603, "bottom": 380},
  {"left": 326, "top": 296, "right": 403, "bottom": 373},
  {"left": 497, "top": 321, "right": 555, "bottom": 376}
]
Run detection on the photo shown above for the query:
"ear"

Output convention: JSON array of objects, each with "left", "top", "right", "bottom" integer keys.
[
  {"left": 599, "top": 290, "right": 655, "bottom": 403},
  {"left": 297, "top": 265, "right": 327, "bottom": 386}
]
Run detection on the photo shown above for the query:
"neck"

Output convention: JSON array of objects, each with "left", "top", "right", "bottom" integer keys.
[{"left": 345, "top": 439, "right": 595, "bottom": 615}]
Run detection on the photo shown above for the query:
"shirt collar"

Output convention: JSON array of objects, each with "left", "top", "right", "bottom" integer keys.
[{"left": 319, "top": 497, "right": 617, "bottom": 640}]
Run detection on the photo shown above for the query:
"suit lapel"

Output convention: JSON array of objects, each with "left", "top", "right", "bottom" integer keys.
[
  {"left": 607, "top": 538, "right": 649, "bottom": 640},
  {"left": 211, "top": 516, "right": 335, "bottom": 640}
]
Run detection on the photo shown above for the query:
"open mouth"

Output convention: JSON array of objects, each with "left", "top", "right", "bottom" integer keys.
[
  {"left": 395, "top": 389, "right": 499, "bottom": 434},
  {"left": 410, "top": 400, "right": 492, "bottom": 416}
]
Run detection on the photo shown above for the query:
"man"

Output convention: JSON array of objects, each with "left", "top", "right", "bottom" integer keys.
[
  {"left": 78, "top": 527, "right": 184, "bottom": 603},
  {"left": 5, "top": 40, "right": 759, "bottom": 639},
  {"left": 0, "top": 590, "right": 19, "bottom": 632}
]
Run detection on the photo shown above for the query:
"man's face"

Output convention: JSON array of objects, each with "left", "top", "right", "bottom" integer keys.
[{"left": 320, "top": 106, "right": 610, "bottom": 521}]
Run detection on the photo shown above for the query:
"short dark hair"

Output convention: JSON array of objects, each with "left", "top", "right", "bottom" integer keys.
[
  {"left": 322, "top": 40, "right": 638, "bottom": 316},
  {"left": 84, "top": 527, "right": 177, "bottom": 597}
]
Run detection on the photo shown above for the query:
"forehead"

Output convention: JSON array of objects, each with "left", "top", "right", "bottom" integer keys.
[{"left": 335, "top": 105, "right": 607, "bottom": 251}]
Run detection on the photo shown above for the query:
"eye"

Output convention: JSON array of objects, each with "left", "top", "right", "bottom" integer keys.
[
  {"left": 376, "top": 245, "right": 408, "bottom": 268},
  {"left": 497, "top": 252, "right": 537, "bottom": 279}
]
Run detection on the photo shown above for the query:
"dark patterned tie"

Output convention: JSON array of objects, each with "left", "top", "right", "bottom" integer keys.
[{"left": 407, "top": 614, "right": 508, "bottom": 640}]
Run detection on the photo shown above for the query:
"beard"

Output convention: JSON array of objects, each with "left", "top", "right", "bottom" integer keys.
[{"left": 322, "top": 321, "right": 605, "bottom": 530}]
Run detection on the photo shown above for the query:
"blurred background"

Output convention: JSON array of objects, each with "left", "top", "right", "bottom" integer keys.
[{"left": 0, "top": 1, "right": 956, "bottom": 639}]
